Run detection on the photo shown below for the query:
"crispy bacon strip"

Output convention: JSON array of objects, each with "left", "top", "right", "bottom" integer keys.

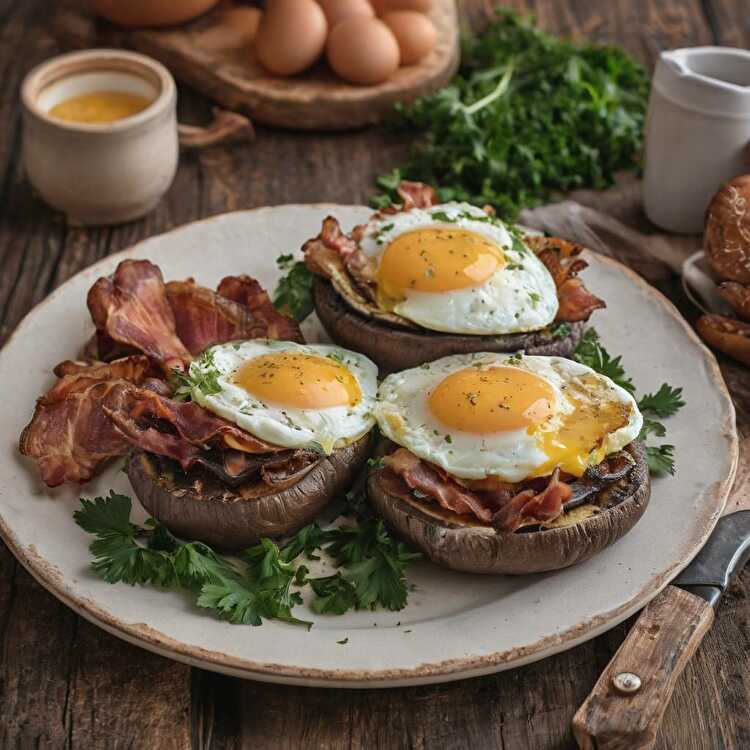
[
  {"left": 492, "top": 468, "right": 572, "bottom": 532},
  {"left": 109, "top": 388, "right": 283, "bottom": 454},
  {"left": 396, "top": 180, "right": 439, "bottom": 210},
  {"left": 166, "top": 279, "right": 262, "bottom": 355},
  {"left": 87, "top": 260, "right": 191, "bottom": 374},
  {"left": 526, "top": 236, "right": 605, "bottom": 323},
  {"left": 216, "top": 275, "right": 303, "bottom": 342},
  {"left": 319, "top": 216, "right": 377, "bottom": 291},
  {"left": 384, "top": 448, "right": 495, "bottom": 522},
  {"left": 556, "top": 278, "right": 607, "bottom": 323},
  {"left": 384, "top": 449, "right": 577, "bottom": 531},
  {"left": 304, "top": 218, "right": 418, "bottom": 330},
  {"left": 19, "top": 357, "right": 151, "bottom": 487}
]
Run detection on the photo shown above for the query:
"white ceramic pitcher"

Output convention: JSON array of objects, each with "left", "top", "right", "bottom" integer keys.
[{"left": 643, "top": 46, "right": 750, "bottom": 233}]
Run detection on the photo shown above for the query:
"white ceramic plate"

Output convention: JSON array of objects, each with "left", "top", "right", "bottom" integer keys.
[{"left": 0, "top": 206, "right": 738, "bottom": 688}]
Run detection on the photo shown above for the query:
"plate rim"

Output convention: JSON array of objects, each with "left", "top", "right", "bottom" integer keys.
[{"left": 0, "top": 206, "right": 738, "bottom": 687}]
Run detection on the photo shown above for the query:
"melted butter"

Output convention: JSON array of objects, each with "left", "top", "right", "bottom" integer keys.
[{"left": 49, "top": 91, "right": 152, "bottom": 124}]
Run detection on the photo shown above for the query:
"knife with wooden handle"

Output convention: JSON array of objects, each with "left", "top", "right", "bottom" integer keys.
[{"left": 572, "top": 446, "right": 750, "bottom": 750}]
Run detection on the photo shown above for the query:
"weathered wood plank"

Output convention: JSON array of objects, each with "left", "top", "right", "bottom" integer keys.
[{"left": 703, "top": 0, "right": 750, "bottom": 47}]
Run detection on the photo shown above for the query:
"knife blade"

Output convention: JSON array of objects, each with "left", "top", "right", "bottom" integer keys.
[{"left": 571, "top": 441, "right": 749, "bottom": 750}]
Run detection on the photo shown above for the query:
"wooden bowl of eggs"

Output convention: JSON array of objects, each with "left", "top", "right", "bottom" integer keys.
[
  {"left": 256, "top": 0, "right": 439, "bottom": 85},
  {"left": 63, "top": 0, "right": 459, "bottom": 129}
]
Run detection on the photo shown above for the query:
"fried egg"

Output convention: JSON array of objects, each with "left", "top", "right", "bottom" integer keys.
[
  {"left": 192, "top": 340, "right": 377, "bottom": 454},
  {"left": 358, "top": 202, "right": 558, "bottom": 335},
  {"left": 374, "top": 353, "right": 642, "bottom": 482}
]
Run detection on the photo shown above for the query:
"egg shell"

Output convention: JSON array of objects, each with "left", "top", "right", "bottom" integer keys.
[
  {"left": 317, "top": 0, "right": 374, "bottom": 28},
  {"left": 326, "top": 17, "right": 400, "bottom": 85},
  {"left": 371, "top": 0, "right": 432, "bottom": 15},
  {"left": 255, "top": 0, "right": 328, "bottom": 76},
  {"left": 381, "top": 10, "right": 436, "bottom": 65}
]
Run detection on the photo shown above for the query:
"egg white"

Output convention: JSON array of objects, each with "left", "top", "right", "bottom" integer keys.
[
  {"left": 192, "top": 339, "right": 378, "bottom": 454},
  {"left": 359, "top": 202, "right": 559, "bottom": 335},
  {"left": 375, "top": 352, "right": 643, "bottom": 482}
]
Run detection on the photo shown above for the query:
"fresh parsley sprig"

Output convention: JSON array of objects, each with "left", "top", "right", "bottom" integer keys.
[
  {"left": 75, "top": 491, "right": 420, "bottom": 627},
  {"left": 273, "top": 254, "right": 314, "bottom": 322},
  {"left": 373, "top": 10, "right": 649, "bottom": 219},
  {"left": 314, "top": 520, "right": 421, "bottom": 612},
  {"left": 170, "top": 349, "right": 222, "bottom": 402},
  {"left": 572, "top": 329, "right": 684, "bottom": 475}
]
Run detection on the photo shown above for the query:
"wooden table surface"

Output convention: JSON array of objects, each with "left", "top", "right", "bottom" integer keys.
[{"left": 2, "top": 1, "right": 749, "bottom": 748}]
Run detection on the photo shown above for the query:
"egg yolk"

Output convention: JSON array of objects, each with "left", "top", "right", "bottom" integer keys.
[
  {"left": 428, "top": 366, "right": 556, "bottom": 434},
  {"left": 377, "top": 228, "right": 504, "bottom": 307},
  {"left": 533, "top": 375, "right": 632, "bottom": 478},
  {"left": 233, "top": 353, "right": 361, "bottom": 409}
]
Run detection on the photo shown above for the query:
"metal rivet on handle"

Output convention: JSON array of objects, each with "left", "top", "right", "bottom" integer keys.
[{"left": 612, "top": 672, "right": 642, "bottom": 694}]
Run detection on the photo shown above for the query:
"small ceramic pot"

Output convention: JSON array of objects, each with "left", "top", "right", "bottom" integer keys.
[
  {"left": 92, "top": 0, "right": 221, "bottom": 28},
  {"left": 643, "top": 46, "right": 750, "bottom": 234},
  {"left": 21, "top": 49, "right": 178, "bottom": 226}
]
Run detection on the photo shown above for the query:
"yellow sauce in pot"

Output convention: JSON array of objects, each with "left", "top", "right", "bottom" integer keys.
[{"left": 49, "top": 91, "right": 152, "bottom": 124}]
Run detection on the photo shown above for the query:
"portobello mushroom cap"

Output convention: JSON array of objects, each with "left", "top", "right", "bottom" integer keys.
[
  {"left": 312, "top": 278, "right": 585, "bottom": 373},
  {"left": 127, "top": 432, "right": 372, "bottom": 550},
  {"left": 367, "top": 441, "right": 650, "bottom": 575}
]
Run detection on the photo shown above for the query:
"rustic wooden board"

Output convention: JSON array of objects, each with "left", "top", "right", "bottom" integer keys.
[{"left": 51, "top": 0, "right": 460, "bottom": 130}]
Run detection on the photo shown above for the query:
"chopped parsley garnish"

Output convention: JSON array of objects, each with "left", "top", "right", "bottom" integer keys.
[
  {"left": 367, "top": 456, "right": 386, "bottom": 469},
  {"left": 573, "top": 328, "right": 684, "bottom": 475},
  {"left": 549, "top": 322, "right": 572, "bottom": 339},
  {"left": 170, "top": 349, "right": 222, "bottom": 401},
  {"left": 528, "top": 291, "right": 541, "bottom": 308},
  {"left": 75, "top": 491, "right": 421, "bottom": 628},
  {"left": 273, "top": 254, "right": 314, "bottom": 322},
  {"left": 372, "top": 10, "right": 648, "bottom": 219}
]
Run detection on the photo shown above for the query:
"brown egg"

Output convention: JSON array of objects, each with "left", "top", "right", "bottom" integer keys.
[
  {"left": 371, "top": 0, "right": 432, "bottom": 15},
  {"left": 326, "top": 17, "right": 400, "bottom": 85},
  {"left": 317, "top": 0, "right": 374, "bottom": 28},
  {"left": 92, "top": 0, "right": 220, "bottom": 27},
  {"left": 381, "top": 10, "right": 436, "bottom": 65},
  {"left": 255, "top": 0, "right": 328, "bottom": 76}
]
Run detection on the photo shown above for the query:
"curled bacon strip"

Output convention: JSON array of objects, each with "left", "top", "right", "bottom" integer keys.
[
  {"left": 217, "top": 275, "right": 303, "bottom": 342},
  {"left": 527, "top": 236, "right": 606, "bottom": 323},
  {"left": 19, "top": 357, "right": 151, "bottom": 487},
  {"left": 492, "top": 468, "right": 572, "bottom": 532},
  {"left": 318, "top": 216, "right": 377, "bottom": 292},
  {"left": 87, "top": 260, "right": 191, "bottom": 374},
  {"left": 383, "top": 449, "right": 587, "bottom": 532},
  {"left": 384, "top": 449, "right": 496, "bottom": 522},
  {"left": 107, "top": 388, "right": 284, "bottom": 459},
  {"left": 166, "top": 279, "right": 264, "bottom": 356},
  {"left": 396, "top": 181, "right": 439, "bottom": 210}
]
